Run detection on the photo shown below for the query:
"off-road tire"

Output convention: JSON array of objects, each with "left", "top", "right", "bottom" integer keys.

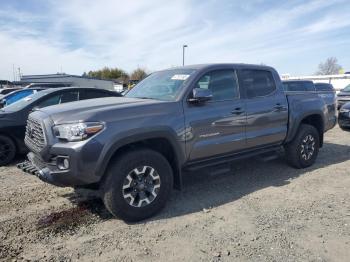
[
  {"left": 285, "top": 124, "right": 320, "bottom": 169},
  {"left": 101, "top": 149, "right": 173, "bottom": 222}
]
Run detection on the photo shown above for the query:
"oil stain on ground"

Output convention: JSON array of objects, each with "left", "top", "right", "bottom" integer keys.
[{"left": 36, "top": 198, "right": 112, "bottom": 235}]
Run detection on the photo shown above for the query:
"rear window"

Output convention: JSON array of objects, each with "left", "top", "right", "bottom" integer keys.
[
  {"left": 80, "top": 90, "right": 115, "bottom": 100},
  {"left": 240, "top": 70, "right": 276, "bottom": 98},
  {"left": 314, "top": 83, "right": 334, "bottom": 92},
  {"left": 283, "top": 81, "right": 315, "bottom": 92}
]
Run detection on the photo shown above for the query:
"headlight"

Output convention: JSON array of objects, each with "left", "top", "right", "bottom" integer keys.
[
  {"left": 53, "top": 122, "right": 104, "bottom": 142},
  {"left": 339, "top": 108, "right": 350, "bottom": 113}
]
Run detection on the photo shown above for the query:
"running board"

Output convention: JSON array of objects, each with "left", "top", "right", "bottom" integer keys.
[{"left": 184, "top": 146, "right": 282, "bottom": 171}]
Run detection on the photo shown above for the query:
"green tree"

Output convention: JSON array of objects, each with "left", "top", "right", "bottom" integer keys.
[
  {"left": 316, "top": 57, "right": 343, "bottom": 75},
  {"left": 85, "top": 67, "right": 129, "bottom": 80},
  {"left": 130, "top": 68, "right": 148, "bottom": 81}
]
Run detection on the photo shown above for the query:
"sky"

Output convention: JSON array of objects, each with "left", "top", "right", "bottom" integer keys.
[{"left": 0, "top": 0, "right": 349, "bottom": 80}]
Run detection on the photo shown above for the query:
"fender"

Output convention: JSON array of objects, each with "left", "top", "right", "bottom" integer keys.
[
  {"left": 95, "top": 127, "right": 186, "bottom": 181},
  {"left": 285, "top": 110, "right": 325, "bottom": 144}
]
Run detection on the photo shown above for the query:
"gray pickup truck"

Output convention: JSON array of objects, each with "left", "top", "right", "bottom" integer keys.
[{"left": 18, "top": 64, "right": 336, "bottom": 221}]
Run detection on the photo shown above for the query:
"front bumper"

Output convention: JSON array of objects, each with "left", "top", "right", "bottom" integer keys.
[
  {"left": 17, "top": 138, "right": 104, "bottom": 187},
  {"left": 17, "top": 152, "right": 85, "bottom": 187}
]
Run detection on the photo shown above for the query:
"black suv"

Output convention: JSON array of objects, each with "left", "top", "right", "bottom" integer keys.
[
  {"left": 337, "top": 84, "right": 350, "bottom": 109},
  {"left": 0, "top": 87, "right": 120, "bottom": 165}
]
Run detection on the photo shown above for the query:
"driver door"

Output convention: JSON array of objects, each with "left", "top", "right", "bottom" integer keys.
[{"left": 184, "top": 68, "right": 246, "bottom": 161}]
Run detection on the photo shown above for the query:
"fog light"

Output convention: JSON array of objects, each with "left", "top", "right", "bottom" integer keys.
[
  {"left": 63, "top": 158, "right": 69, "bottom": 169},
  {"left": 57, "top": 156, "right": 70, "bottom": 170}
]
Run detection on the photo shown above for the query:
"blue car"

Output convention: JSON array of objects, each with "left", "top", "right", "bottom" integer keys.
[{"left": 0, "top": 88, "right": 45, "bottom": 107}]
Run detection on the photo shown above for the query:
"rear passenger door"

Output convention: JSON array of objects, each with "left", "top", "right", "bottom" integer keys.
[{"left": 238, "top": 69, "right": 288, "bottom": 148}]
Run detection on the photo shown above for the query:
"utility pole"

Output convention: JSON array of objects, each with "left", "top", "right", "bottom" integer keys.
[
  {"left": 12, "top": 64, "right": 16, "bottom": 81},
  {"left": 182, "top": 44, "right": 188, "bottom": 66},
  {"left": 18, "top": 67, "right": 21, "bottom": 81}
]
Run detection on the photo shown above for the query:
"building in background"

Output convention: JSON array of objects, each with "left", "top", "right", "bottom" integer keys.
[
  {"left": 0, "top": 80, "right": 13, "bottom": 88},
  {"left": 20, "top": 73, "right": 114, "bottom": 90},
  {"left": 281, "top": 73, "right": 350, "bottom": 92}
]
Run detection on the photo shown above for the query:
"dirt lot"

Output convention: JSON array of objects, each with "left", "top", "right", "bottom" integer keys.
[{"left": 1, "top": 126, "right": 350, "bottom": 262}]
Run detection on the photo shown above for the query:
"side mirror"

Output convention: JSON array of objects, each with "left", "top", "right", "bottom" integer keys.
[
  {"left": 188, "top": 88, "right": 213, "bottom": 103},
  {"left": 0, "top": 100, "right": 5, "bottom": 108}
]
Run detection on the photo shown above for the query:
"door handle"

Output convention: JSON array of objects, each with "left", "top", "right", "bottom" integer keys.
[
  {"left": 273, "top": 104, "right": 287, "bottom": 112},
  {"left": 231, "top": 107, "right": 244, "bottom": 115}
]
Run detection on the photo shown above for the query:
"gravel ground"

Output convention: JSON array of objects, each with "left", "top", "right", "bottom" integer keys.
[{"left": 0, "top": 126, "right": 350, "bottom": 262}]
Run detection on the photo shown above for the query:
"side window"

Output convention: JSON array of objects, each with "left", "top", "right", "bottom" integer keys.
[
  {"left": 59, "top": 91, "right": 79, "bottom": 103},
  {"left": 240, "top": 70, "right": 276, "bottom": 98},
  {"left": 36, "top": 91, "right": 79, "bottom": 108},
  {"left": 304, "top": 82, "right": 315, "bottom": 91},
  {"left": 195, "top": 70, "right": 239, "bottom": 101},
  {"left": 37, "top": 94, "right": 61, "bottom": 108},
  {"left": 79, "top": 90, "right": 109, "bottom": 100}
]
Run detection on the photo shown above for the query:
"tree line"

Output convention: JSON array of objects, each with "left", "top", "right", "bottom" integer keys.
[
  {"left": 82, "top": 57, "right": 345, "bottom": 82},
  {"left": 82, "top": 67, "right": 148, "bottom": 82}
]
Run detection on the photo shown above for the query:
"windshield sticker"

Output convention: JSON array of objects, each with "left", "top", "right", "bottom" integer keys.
[{"left": 171, "top": 74, "right": 190, "bottom": 80}]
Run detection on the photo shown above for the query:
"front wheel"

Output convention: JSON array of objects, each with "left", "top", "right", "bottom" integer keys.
[
  {"left": 285, "top": 124, "right": 320, "bottom": 169},
  {"left": 101, "top": 149, "right": 173, "bottom": 222}
]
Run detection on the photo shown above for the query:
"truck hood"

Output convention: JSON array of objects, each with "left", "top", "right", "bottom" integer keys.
[
  {"left": 337, "top": 91, "right": 350, "bottom": 97},
  {"left": 37, "top": 97, "right": 169, "bottom": 124}
]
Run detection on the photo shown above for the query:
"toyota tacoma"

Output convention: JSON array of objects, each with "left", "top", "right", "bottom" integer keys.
[{"left": 18, "top": 64, "right": 336, "bottom": 221}]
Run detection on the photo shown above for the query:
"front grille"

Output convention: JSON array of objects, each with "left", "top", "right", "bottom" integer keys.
[{"left": 24, "top": 116, "right": 46, "bottom": 152}]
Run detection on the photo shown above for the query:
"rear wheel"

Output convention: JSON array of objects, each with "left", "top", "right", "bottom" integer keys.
[
  {"left": 0, "top": 135, "right": 16, "bottom": 166},
  {"left": 101, "top": 149, "right": 173, "bottom": 222},
  {"left": 285, "top": 124, "right": 320, "bottom": 168}
]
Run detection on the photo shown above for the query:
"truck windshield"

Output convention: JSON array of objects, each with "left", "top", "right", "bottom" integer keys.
[
  {"left": 126, "top": 69, "right": 196, "bottom": 101},
  {"left": 343, "top": 84, "right": 350, "bottom": 92}
]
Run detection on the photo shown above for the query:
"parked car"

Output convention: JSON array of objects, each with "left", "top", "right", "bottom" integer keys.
[
  {"left": 338, "top": 102, "right": 350, "bottom": 130},
  {"left": 0, "top": 87, "right": 22, "bottom": 99},
  {"left": 336, "top": 84, "right": 350, "bottom": 109},
  {"left": 0, "top": 88, "right": 46, "bottom": 108},
  {"left": 314, "top": 82, "right": 335, "bottom": 92},
  {"left": 0, "top": 80, "right": 13, "bottom": 89},
  {"left": 18, "top": 64, "right": 336, "bottom": 221},
  {"left": 25, "top": 82, "right": 71, "bottom": 89},
  {"left": 282, "top": 80, "right": 315, "bottom": 92},
  {"left": 0, "top": 87, "right": 121, "bottom": 165}
]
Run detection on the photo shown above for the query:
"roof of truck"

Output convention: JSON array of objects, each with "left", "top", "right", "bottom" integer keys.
[
  {"left": 164, "top": 63, "right": 275, "bottom": 71},
  {"left": 283, "top": 80, "right": 314, "bottom": 83}
]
